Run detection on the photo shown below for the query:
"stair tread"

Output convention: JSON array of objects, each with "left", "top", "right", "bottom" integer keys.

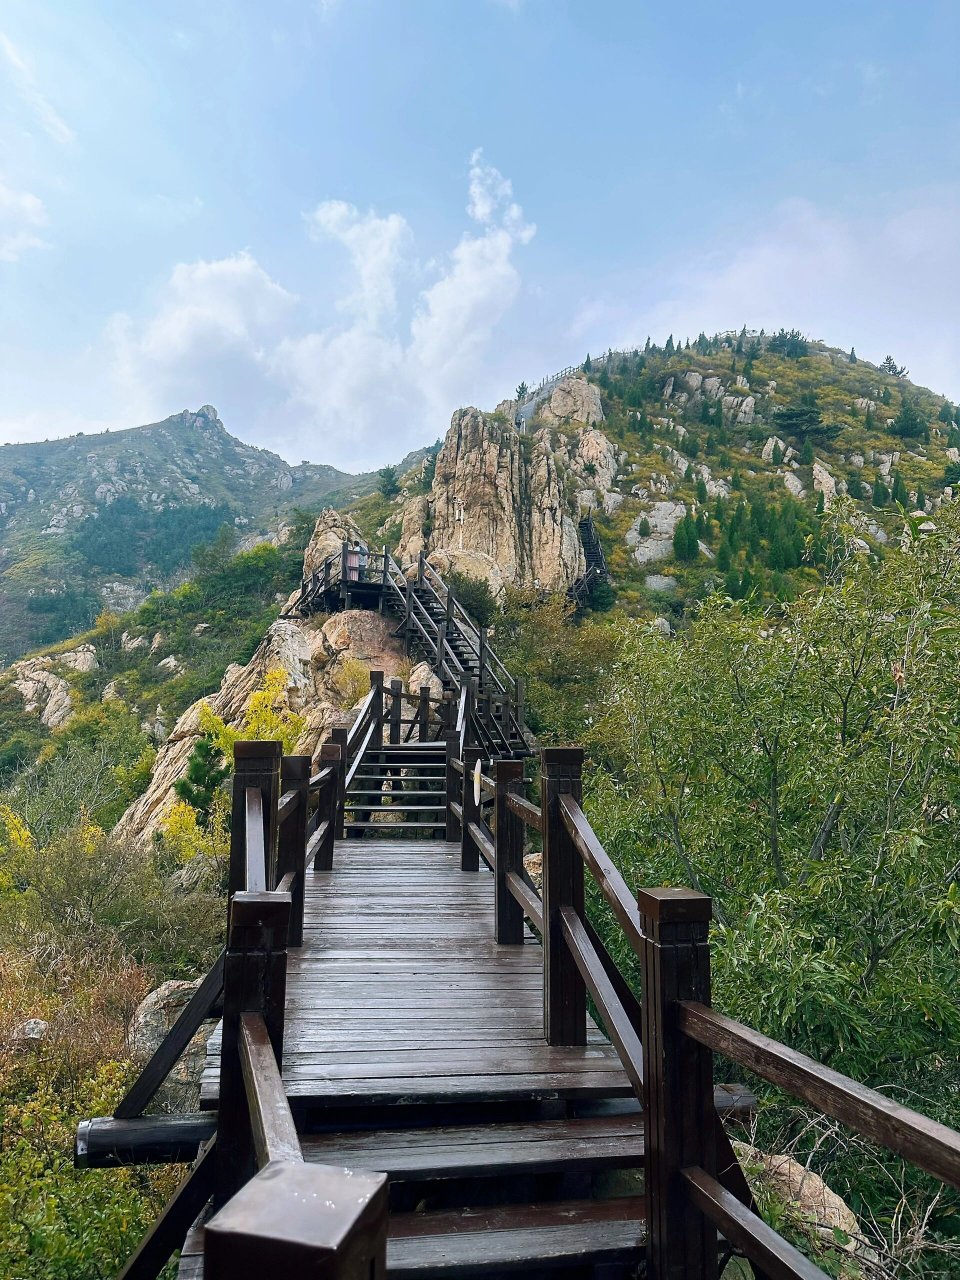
[
  {"left": 302, "top": 1114, "right": 645, "bottom": 1180},
  {"left": 387, "top": 1196, "right": 645, "bottom": 1276}
]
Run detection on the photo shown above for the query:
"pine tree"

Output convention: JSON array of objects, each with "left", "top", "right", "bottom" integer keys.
[
  {"left": 873, "top": 477, "right": 890, "bottom": 507},
  {"left": 584, "top": 354, "right": 592, "bottom": 373},
  {"left": 696, "top": 477, "right": 708, "bottom": 503},
  {"left": 892, "top": 472, "right": 909, "bottom": 506},
  {"left": 716, "top": 539, "right": 732, "bottom": 571},
  {"left": 849, "top": 347, "right": 857, "bottom": 364},
  {"left": 772, "top": 442, "right": 784, "bottom": 465},
  {"left": 644, "top": 336, "right": 651, "bottom": 355},
  {"left": 672, "top": 512, "right": 699, "bottom": 562},
  {"left": 800, "top": 439, "right": 814, "bottom": 465},
  {"left": 892, "top": 398, "right": 928, "bottom": 440},
  {"left": 815, "top": 491, "right": 825, "bottom": 515},
  {"left": 735, "top": 325, "right": 746, "bottom": 355},
  {"left": 938, "top": 401, "right": 955, "bottom": 424},
  {"left": 724, "top": 568, "right": 741, "bottom": 598},
  {"left": 637, "top": 516, "right": 651, "bottom": 537},
  {"left": 916, "top": 486, "right": 927, "bottom": 511},
  {"left": 865, "top": 408, "right": 876, "bottom": 431},
  {"left": 174, "top": 734, "right": 230, "bottom": 826},
  {"left": 665, "top": 334, "right": 675, "bottom": 355},
  {"left": 881, "top": 387, "right": 892, "bottom": 405}
]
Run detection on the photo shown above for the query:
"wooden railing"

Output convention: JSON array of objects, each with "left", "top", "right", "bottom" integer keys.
[
  {"left": 78, "top": 737, "right": 394, "bottom": 1278},
  {"left": 446, "top": 743, "right": 960, "bottom": 1279}
]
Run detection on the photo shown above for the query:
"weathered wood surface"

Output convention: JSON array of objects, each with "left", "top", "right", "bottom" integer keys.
[{"left": 201, "top": 840, "right": 630, "bottom": 1108}]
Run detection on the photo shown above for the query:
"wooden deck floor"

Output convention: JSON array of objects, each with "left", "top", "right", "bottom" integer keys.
[{"left": 201, "top": 839, "right": 631, "bottom": 1109}]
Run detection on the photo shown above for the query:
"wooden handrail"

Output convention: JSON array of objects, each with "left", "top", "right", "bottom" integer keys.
[
  {"left": 506, "top": 871, "right": 543, "bottom": 931},
  {"left": 507, "top": 792, "right": 543, "bottom": 833},
  {"left": 468, "top": 820, "right": 496, "bottom": 870},
  {"left": 477, "top": 771, "right": 496, "bottom": 797},
  {"left": 679, "top": 1001, "right": 960, "bottom": 1191},
  {"left": 276, "top": 789, "right": 299, "bottom": 824},
  {"left": 245, "top": 787, "right": 267, "bottom": 892},
  {"left": 682, "top": 1167, "right": 829, "bottom": 1280},
  {"left": 114, "top": 950, "right": 225, "bottom": 1119},
  {"left": 309, "top": 764, "right": 336, "bottom": 789},
  {"left": 344, "top": 718, "right": 376, "bottom": 789},
  {"left": 558, "top": 905, "right": 643, "bottom": 1094},
  {"left": 239, "top": 1013, "right": 302, "bottom": 1169},
  {"left": 559, "top": 794, "right": 644, "bottom": 951}
]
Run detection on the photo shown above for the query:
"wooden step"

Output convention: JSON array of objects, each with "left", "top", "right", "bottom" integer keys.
[
  {"left": 347, "top": 790, "right": 445, "bottom": 799},
  {"left": 387, "top": 1196, "right": 645, "bottom": 1277},
  {"left": 302, "top": 1113, "right": 644, "bottom": 1182},
  {"left": 345, "top": 821, "right": 449, "bottom": 830}
]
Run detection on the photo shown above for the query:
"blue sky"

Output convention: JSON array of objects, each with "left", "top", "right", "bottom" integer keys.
[{"left": 1, "top": 0, "right": 958, "bottom": 470}]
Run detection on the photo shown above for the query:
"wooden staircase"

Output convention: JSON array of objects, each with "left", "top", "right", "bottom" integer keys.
[{"left": 344, "top": 741, "right": 448, "bottom": 837}]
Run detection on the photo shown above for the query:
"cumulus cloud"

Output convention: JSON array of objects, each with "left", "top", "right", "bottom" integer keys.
[
  {"left": 270, "top": 151, "right": 535, "bottom": 466},
  {"left": 0, "top": 32, "right": 74, "bottom": 144},
  {"left": 109, "top": 250, "right": 297, "bottom": 418},
  {"left": 105, "top": 154, "right": 534, "bottom": 468},
  {"left": 0, "top": 178, "right": 48, "bottom": 262},
  {"left": 577, "top": 191, "right": 960, "bottom": 403}
]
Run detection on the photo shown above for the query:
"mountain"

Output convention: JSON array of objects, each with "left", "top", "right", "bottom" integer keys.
[
  {"left": 0, "top": 405, "right": 423, "bottom": 661},
  {"left": 373, "top": 331, "right": 958, "bottom": 620}
]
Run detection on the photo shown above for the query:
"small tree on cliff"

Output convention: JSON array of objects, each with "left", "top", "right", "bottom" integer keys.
[
  {"left": 174, "top": 734, "right": 230, "bottom": 827},
  {"left": 378, "top": 465, "right": 400, "bottom": 498}
]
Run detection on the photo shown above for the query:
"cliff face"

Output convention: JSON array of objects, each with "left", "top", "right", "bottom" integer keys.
[{"left": 397, "top": 389, "right": 623, "bottom": 594}]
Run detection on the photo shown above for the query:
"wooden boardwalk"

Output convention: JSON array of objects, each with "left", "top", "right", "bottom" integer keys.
[{"left": 201, "top": 839, "right": 631, "bottom": 1110}]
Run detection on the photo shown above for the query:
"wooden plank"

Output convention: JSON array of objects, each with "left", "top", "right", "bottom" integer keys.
[
  {"left": 114, "top": 950, "right": 224, "bottom": 1119},
  {"left": 76, "top": 1113, "right": 216, "bottom": 1168},
  {"left": 679, "top": 1000, "right": 960, "bottom": 1191},
  {"left": 682, "top": 1166, "right": 830, "bottom": 1280},
  {"left": 239, "top": 1013, "right": 302, "bottom": 1168}
]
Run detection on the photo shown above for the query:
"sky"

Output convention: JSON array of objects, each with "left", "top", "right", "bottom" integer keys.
[{"left": 1, "top": 0, "right": 958, "bottom": 471}]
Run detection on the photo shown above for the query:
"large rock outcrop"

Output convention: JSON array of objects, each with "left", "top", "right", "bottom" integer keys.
[
  {"left": 396, "top": 405, "right": 624, "bottom": 595},
  {"left": 9, "top": 644, "right": 98, "bottom": 730},
  {"left": 115, "top": 513, "right": 410, "bottom": 848},
  {"left": 536, "top": 375, "right": 604, "bottom": 427}
]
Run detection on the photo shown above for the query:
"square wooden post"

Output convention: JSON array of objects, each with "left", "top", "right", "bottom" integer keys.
[
  {"left": 540, "top": 747, "right": 586, "bottom": 1046},
  {"left": 229, "top": 742, "right": 282, "bottom": 898},
  {"left": 494, "top": 759, "right": 524, "bottom": 944},
  {"left": 417, "top": 686, "right": 431, "bottom": 742},
  {"left": 330, "top": 728, "right": 348, "bottom": 838},
  {"left": 389, "top": 679, "right": 403, "bottom": 745},
  {"left": 314, "top": 743, "right": 342, "bottom": 872},
  {"left": 277, "top": 755, "right": 310, "bottom": 946},
  {"left": 460, "top": 746, "right": 484, "bottom": 872},
  {"left": 215, "top": 891, "right": 291, "bottom": 1208},
  {"left": 638, "top": 888, "right": 717, "bottom": 1280},
  {"left": 444, "top": 729, "right": 462, "bottom": 842},
  {"left": 205, "top": 1161, "right": 388, "bottom": 1279},
  {"left": 370, "top": 670, "right": 384, "bottom": 743}
]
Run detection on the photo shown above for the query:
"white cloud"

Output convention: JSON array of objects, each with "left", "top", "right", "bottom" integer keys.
[
  {"left": 0, "top": 32, "right": 74, "bottom": 144},
  {"left": 0, "top": 177, "right": 48, "bottom": 262},
  {"left": 576, "top": 191, "right": 960, "bottom": 403},
  {"left": 101, "top": 155, "right": 534, "bottom": 468},
  {"left": 304, "top": 200, "right": 411, "bottom": 325},
  {"left": 109, "top": 250, "right": 297, "bottom": 418},
  {"left": 271, "top": 152, "right": 535, "bottom": 466}
]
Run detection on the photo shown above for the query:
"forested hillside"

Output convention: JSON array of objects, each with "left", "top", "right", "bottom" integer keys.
[{"left": 0, "top": 405, "right": 426, "bottom": 661}]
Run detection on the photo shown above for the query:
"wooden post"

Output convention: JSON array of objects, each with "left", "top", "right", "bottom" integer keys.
[
  {"left": 460, "top": 746, "right": 484, "bottom": 872},
  {"left": 315, "top": 744, "right": 341, "bottom": 872},
  {"left": 477, "top": 689, "right": 491, "bottom": 745},
  {"left": 322, "top": 557, "right": 330, "bottom": 593},
  {"left": 417, "top": 550, "right": 425, "bottom": 586},
  {"left": 330, "top": 728, "right": 348, "bottom": 838},
  {"left": 417, "top": 686, "right": 431, "bottom": 742},
  {"left": 370, "top": 670, "right": 384, "bottom": 743},
  {"left": 277, "top": 756, "right": 310, "bottom": 946},
  {"left": 495, "top": 760, "right": 524, "bottom": 944},
  {"left": 205, "top": 1160, "right": 388, "bottom": 1279},
  {"left": 229, "top": 742, "right": 282, "bottom": 898},
  {"left": 445, "top": 729, "right": 462, "bottom": 842},
  {"left": 402, "top": 579, "right": 412, "bottom": 656},
  {"left": 540, "top": 747, "right": 586, "bottom": 1046},
  {"left": 478, "top": 627, "right": 487, "bottom": 691},
  {"left": 340, "top": 541, "right": 348, "bottom": 582},
  {"left": 515, "top": 676, "right": 525, "bottom": 733},
  {"left": 389, "top": 678, "right": 403, "bottom": 746},
  {"left": 639, "top": 888, "right": 717, "bottom": 1280},
  {"left": 215, "top": 890, "right": 291, "bottom": 1208}
]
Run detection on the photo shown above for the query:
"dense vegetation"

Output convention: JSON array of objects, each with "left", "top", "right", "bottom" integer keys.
[
  {"left": 498, "top": 504, "right": 960, "bottom": 1275},
  {"left": 576, "top": 333, "right": 957, "bottom": 621}
]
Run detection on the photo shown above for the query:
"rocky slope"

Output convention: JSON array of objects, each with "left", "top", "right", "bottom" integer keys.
[
  {"left": 394, "top": 375, "right": 623, "bottom": 595},
  {"left": 0, "top": 406, "right": 424, "bottom": 661}
]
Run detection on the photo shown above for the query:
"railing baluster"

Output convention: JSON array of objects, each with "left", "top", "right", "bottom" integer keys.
[
  {"left": 495, "top": 759, "right": 525, "bottom": 944},
  {"left": 540, "top": 747, "right": 586, "bottom": 1046},
  {"left": 315, "top": 743, "right": 341, "bottom": 870},
  {"left": 215, "top": 890, "right": 291, "bottom": 1208},
  {"left": 639, "top": 888, "right": 716, "bottom": 1280},
  {"left": 389, "top": 678, "right": 402, "bottom": 745},
  {"left": 278, "top": 755, "right": 310, "bottom": 946},
  {"left": 229, "top": 742, "right": 281, "bottom": 898},
  {"left": 460, "top": 746, "right": 484, "bottom": 872},
  {"left": 445, "top": 729, "right": 462, "bottom": 842}
]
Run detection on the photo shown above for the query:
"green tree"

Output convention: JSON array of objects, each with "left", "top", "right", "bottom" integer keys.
[
  {"left": 583, "top": 353, "right": 592, "bottom": 372},
  {"left": 377, "top": 465, "right": 400, "bottom": 498},
  {"left": 696, "top": 477, "right": 708, "bottom": 503},
  {"left": 873, "top": 477, "right": 890, "bottom": 507},
  {"left": 672, "top": 512, "right": 699, "bottom": 562},
  {"left": 880, "top": 355, "right": 908, "bottom": 377},
  {"left": 515, "top": 381, "right": 529, "bottom": 402},
  {"left": 892, "top": 397, "right": 928, "bottom": 441},
  {"left": 800, "top": 439, "right": 814, "bottom": 465},
  {"left": 849, "top": 347, "right": 857, "bottom": 363},
  {"left": 174, "top": 734, "right": 230, "bottom": 826},
  {"left": 892, "top": 472, "right": 909, "bottom": 506}
]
